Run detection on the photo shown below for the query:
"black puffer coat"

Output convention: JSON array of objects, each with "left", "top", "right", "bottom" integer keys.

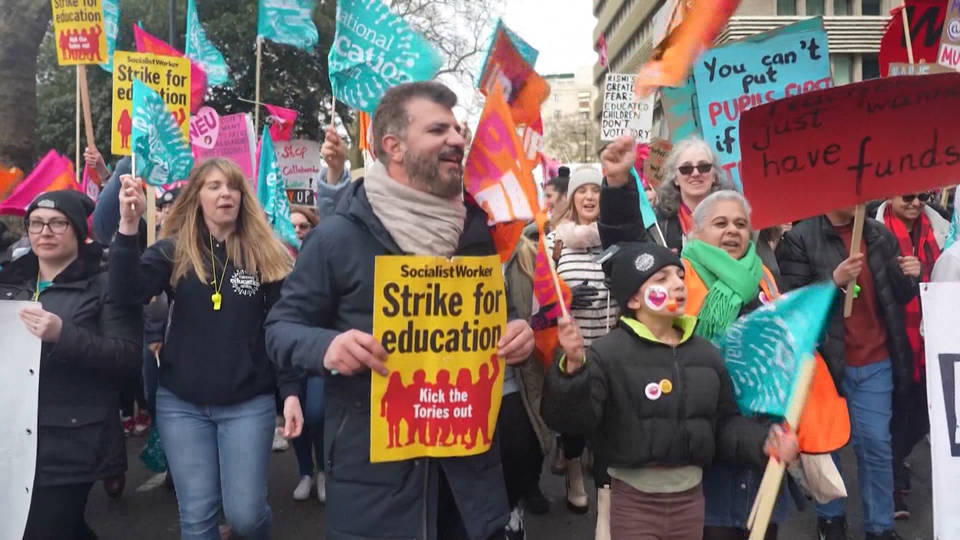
[
  {"left": 0, "top": 243, "right": 142, "bottom": 486},
  {"left": 776, "top": 216, "right": 917, "bottom": 393},
  {"left": 542, "top": 316, "right": 770, "bottom": 471}
]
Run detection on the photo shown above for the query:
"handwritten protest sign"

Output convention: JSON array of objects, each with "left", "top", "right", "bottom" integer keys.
[
  {"left": 112, "top": 51, "right": 191, "bottom": 156},
  {"left": 661, "top": 77, "right": 702, "bottom": 142},
  {"left": 938, "top": 0, "right": 960, "bottom": 71},
  {"left": 601, "top": 73, "right": 655, "bottom": 142},
  {"left": 739, "top": 72, "right": 960, "bottom": 230},
  {"left": 643, "top": 138, "right": 673, "bottom": 188},
  {"left": 370, "top": 255, "right": 506, "bottom": 462},
  {"left": 51, "top": 0, "right": 107, "bottom": 66},
  {"left": 275, "top": 139, "right": 323, "bottom": 206},
  {"left": 191, "top": 110, "right": 256, "bottom": 181},
  {"left": 693, "top": 18, "right": 831, "bottom": 186}
]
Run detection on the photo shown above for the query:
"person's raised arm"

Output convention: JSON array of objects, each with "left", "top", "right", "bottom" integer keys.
[{"left": 108, "top": 175, "right": 171, "bottom": 305}]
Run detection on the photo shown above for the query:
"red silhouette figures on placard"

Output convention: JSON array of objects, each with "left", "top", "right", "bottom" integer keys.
[
  {"left": 405, "top": 370, "right": 429, "bottom": 446},
  {"left": 57, "top": 26, "right": 103, "bottom": 63},
  {"left": 465, "top": 355, "right": 499, "bottom": 449},
  {"left": 377, "top": 354, "right": 504, "bottom": 452},
  {"left": 381, "top": 371, "right": 411, "bottom": 449},
  {"left": 118, "top": 109, "right": 132, "bottom": 149}
]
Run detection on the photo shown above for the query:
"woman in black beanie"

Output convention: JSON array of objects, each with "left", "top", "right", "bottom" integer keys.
[{"left": 0, "top": 190, "right": 142, "bottom": 539}]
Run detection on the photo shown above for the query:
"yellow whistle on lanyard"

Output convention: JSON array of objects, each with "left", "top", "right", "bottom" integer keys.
[{"left": 211, "top": 292, "right": 222, "bottom": 311}]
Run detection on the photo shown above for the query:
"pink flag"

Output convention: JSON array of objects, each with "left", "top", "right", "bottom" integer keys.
[
  {"left": 264, "top": 104, "right": 298, "bottom": 142},
  {"left": 0, "top": 151, "right": 79, "bottom": 216},
  {"left": 134, "top": 23, "right": 208, "bottom": 114},
  {"left": 595, "top": 34, "right": 608, "bottom": 67}
]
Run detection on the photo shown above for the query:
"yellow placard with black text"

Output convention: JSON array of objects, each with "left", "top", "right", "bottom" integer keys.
[
  {"left": 370, "top": 255, "right": 506, "bottom": 463},
  {"left": 111, "top": 51, "right": 191, "bottom": 156},
  {"left": 51, "top": 0, "right": 107, "bottom": 66}
]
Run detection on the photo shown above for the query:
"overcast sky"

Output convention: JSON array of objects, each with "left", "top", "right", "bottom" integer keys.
[{"left": 502, "top": 0, "right": 598, "bottom": 76}]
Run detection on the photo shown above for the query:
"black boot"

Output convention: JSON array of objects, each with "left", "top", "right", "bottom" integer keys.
[{"left": 816, "top": 516, "right": 847, "bottom": 540}]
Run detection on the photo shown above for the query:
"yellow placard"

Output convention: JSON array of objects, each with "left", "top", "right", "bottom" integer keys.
[
  {"left": 111, "top": 51, "right": 191, "bottom": 156},
  {"left": 51, "top": 0, "right": 107, "bottom": 66},
  {"left": 370, "top": 255, "right": 507, "bottom": 463}
]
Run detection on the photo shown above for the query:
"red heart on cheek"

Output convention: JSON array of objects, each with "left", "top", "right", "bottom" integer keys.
[{"left": 647, "top": 289, "right": 667, "bottom": 308}]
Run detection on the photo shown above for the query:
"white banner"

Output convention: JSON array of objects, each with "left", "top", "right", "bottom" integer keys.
[
  {"left": 0, "top": 301, "right": 41, "bottom": 540},
  {"left": 601, "top": 73, "right": 655, "bottom": 143},
  {"left": 276, "top": 139, "right": 323, "bottom": 206},
  {"left": 922, "top": 282, "right": 960, "bottom": 540}
]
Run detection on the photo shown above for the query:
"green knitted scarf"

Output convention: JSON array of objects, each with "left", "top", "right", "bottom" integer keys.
[{"left": 682, "top": 239, "right": 763, "bottom": 342}]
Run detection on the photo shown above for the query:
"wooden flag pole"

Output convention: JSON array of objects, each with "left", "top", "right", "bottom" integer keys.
[
  {"left": 146, "top": 186, "right": 156, "bottom": 246},
  {"left": 546, "top": 251, "right": 570, "bottom": 319},
  {"left": 941, "top": 187, "right": 952, "bottom": 209},
  {"left": 75, "top": 67, "right": 82, "bottom": 185},
  {"left": 77, "top": 66, "right": 99, "bottom": 185},
  {"left": 843, "top": 204, "right": 867, "bottom": 318},
  {"left": 254, "top": 37, "right": 263, "bottom": 134},
  {"left": 747, "top": 359, "right": 816, "bottom": 540},
  {"left": 901, "top": 2, "right": 915, "bottom": 65}
]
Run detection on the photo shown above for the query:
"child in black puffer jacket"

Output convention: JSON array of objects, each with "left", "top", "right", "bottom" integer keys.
[{"left": 542, "top": 242, "right": 798, "bottom": 540}]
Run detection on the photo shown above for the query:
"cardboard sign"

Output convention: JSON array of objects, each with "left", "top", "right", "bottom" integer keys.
[
  {"left": 880, "top": 0, "right": 946, "bottom": 77},
  {"left": 938, "top": 0, "right": 960, "bottom": 71},
  {"left": 661, "top": 76, "right": 702, "bottom": 142},
  {"left": 112, "top": 51, "right": 191, "bottom": 156},
  {"left": 370, "top": 255, "right": 506, "bottom": 463},
  {"left": 191, "top": 111, "right": 256, "bottom": 180},
  {"left": 921, "top": 282, "right": 960, "bottom": 539},
  {"left": 643, "top": 138, "right": 673, "bottom": 188},
  {"left": 275, "top": 139, "right": 323, "bottom": 205},
  {"left": 889, "top": 62, "right": 954, "bottom": 76},
  {"left": 51, "top": 0, "right": 107, "bottom": 65},
  {"left": 0, "top": 302, "right": 41, "bottom": 540},
  {"left": 601, "top": 73, "right": 656, "bottom": 142},
  {"left": 694, "top": 18, "right": 831, "bottom": 187},
  {"left": 739, "top": 72, "right": 960, "bottom": 230}
]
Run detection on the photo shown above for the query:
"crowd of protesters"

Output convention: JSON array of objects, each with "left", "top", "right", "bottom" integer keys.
[{"left": 1, "top": 79, "right": 954, "bottom": 540}]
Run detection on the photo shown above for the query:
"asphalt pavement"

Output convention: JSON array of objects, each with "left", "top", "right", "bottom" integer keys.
[{"left": 86, "top": 437, "right": 934, "bottom": 539}]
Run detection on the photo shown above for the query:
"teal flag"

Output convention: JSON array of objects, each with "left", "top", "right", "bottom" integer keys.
[
  {"left": 186, "top": 0, "right": 230, "bottom": 86},
  {"left": 256, "top": 127, "right": 299, "bottom": 248},
  {"left": 715, "top": 282, "right": 837, "bottom": 418},
  {"left": 328, "top": 0, "right": 444, "bottom": 112},
  {"left": 98, "top": 0, "right": 120, "bottom": 72},
  {"left": 132, "top": 79, "right": 195, "bottom": 187},
  {"left": 945, "top": 201, "right": 959, "bottom": 250},
  {"left": 257, "top": 0, "right": 318, "bottom": 51},
  {"left": 630, "top": 167, "right": 658, "bottom": 237}
]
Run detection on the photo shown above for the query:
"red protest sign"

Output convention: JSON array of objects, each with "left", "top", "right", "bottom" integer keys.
[
  {"left": 878, "top": 0, "right": 946, "bottom": 77},
  {"left": 739, "top": 72, "right": 960, "bottom": 230}
]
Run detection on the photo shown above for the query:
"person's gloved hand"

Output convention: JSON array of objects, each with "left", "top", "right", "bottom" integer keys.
[{"left": 569, "top": 283, "right": 601, "bottom": 310}]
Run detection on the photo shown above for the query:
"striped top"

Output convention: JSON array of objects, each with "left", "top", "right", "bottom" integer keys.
[{"left": 556, "top": 244, "right": 619, "bottom": 346}]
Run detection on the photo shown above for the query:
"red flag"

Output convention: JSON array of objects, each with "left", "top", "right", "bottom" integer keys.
[
  {"left": 634, "top": 0, "right": 741, "bottom": 96},
  {"left": 0, "top": 151, "right": 79, "bottom": 216},
  {"left": 878, "top": 0, "right": 946, "bottom": 76},
  {"left": 134, "top": 23, "right": 208, "bottom": 114},
  {"left": 264, "top": 103, "right": 298, "bottom": 142},
  {"left": 464, "top": 85, "right": 540, "bottom": 262},
  {"left": 532, "top": 212, "right": 571, "bottom": 368},
  {"left": 595, "top": 34, "right": 608, "bottom": 67},
  {"left": 478, "top": 22, "right": 551, "bottom": 126}
]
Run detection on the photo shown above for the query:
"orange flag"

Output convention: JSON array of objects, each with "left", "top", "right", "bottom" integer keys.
[
  {"left": 477, "top": 21, "right": 551, "bottom": 126},
  {"left": 634, "top": 0, "right": 741, "bottom": 96},
  {"left": 532, "top": 212, "right": 571, "bottom": 368},
  {"left": 463, "top": 85, "right": 539, "bottom": 263}
]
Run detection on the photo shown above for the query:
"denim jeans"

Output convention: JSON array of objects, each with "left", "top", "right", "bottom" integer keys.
[
  {"left": 156, "top": 387, "right": 275, "bottom": 540},
  {"left": 815, "top": 359, "right": 894, "bottom": 534},
  {"left": 292, "top": 376, "right": 325, "bottom": 477}
]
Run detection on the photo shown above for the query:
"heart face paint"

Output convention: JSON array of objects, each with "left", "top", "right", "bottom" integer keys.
[{"left": 644, "top": 285, "right": 678, "bottom": 312}]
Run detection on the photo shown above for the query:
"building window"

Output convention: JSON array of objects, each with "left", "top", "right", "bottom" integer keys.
[
  {"left": 862, "top": 54, "right": 880, "bottom": 80},
  {"left": 807, "top": 0, "right": 825, "bottom": 15},
  {"left": 553, "top": 110, "right": 562, "bottom": 121},
  {"left": 777, "top": 0, "right": 797, "bottom": 15},
  {"left": 832, "top": 54, "right": 852, "bottom": 85},
  {"left": 834, "top": 0, "right": 851, "bottom": 15},
  {"left": 862, "top": 0, "right": 882, "bottom": 15}
]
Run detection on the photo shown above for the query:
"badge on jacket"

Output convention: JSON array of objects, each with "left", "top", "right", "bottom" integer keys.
[{"left": 645, "top": 382, "right": 662, "bottom": 400}]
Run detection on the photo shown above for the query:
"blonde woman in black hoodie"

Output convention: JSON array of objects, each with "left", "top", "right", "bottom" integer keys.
[
  {"left": 110, "top": 158, "right": 302, "bottom": 540},
  {"left": 543, "top": 242, "right": 798, "bottom": 540}
]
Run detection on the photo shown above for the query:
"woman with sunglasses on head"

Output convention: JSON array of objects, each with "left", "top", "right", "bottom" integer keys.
[
  {"left": 873, "top": 191, "right": 948, "bottom": 520},
  {"left": 0, "top": 190, "right": 141, "bottom": 540},
  {"left": 654, "top": 137, "right": 735, "bottom": 253},
  {"left": 110, "top": 158, "right": 303, "bottom": 540}
]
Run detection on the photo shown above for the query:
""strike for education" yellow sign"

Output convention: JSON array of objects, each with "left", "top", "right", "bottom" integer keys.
[
  {"left": 50, "top": 0, "right": 108, "bottom": 66},
  {"left": 370, "top": 255, "right": 507, "bottom": 463},
  {"left": 111, "top": 52, "right": 191, "bottom": 156}
]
